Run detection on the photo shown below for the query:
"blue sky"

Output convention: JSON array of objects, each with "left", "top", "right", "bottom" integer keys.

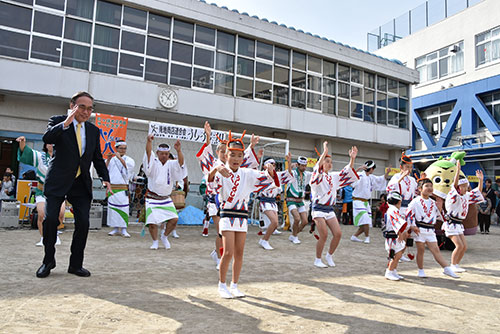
[{"left": 210, "top": 0, "right": 422, "bottom": 50}]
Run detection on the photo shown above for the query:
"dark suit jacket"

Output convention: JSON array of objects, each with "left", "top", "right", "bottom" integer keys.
[{"left": 43, "top": 115, "right": 110, "bottom": 197}]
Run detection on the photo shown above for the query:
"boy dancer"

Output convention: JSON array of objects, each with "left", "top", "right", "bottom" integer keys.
[
  {"left": 310, "top": 142, "right": 359, "bottom": 268},
  {"left": 286, "top": 156, "right": 312, "bottom": 244},
  {"left": 350, "top": 160, "right": 388, "bottom": 244},
  {"left": 208, "top": 131, "right": 279, "bottom": 298},
  {"left": 406, "top": 176, "right": 459, "bottom": 278},
  {"left": 384, "top": 192, "right": 414, "bottom": 280},
  {"left": 444, "top": 161, "right": 484, "bottom": 273},
  {"left": 143, "top": 135, "right": 187, "bottom": 250},
  {"left": 387, "top": 153, "right": 418, "bottom": 262}
]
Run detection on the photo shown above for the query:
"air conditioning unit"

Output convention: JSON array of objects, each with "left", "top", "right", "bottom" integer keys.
[{"left": 450, "top": 44, "right": 460, "bottom": 53}]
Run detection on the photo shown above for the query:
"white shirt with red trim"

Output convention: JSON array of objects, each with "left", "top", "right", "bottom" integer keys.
[
  {"left": 445, "top": 186, "right": 484, "bottom": 220},
  {"left": 387, "top": 172, "right": 418, "bottom": 202},
  {"left": 386, "top": 204, "right": 409, "bottom": 234},
  {"left": 406, "top": 196, "right": 443, "bottom": 227},
  {"left": 259, "top": 170, "right": 294, "bottom": 198},
  {"left": 211, "top": 166, "right": 280, "bottom": 211},
  {"left": 309, "top": 163, "right": 359, "bottom": 206}
]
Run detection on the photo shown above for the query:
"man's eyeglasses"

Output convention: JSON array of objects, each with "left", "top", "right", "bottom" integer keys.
[{"left": 77, "top": 104, "right": 95, "bottom": 112}]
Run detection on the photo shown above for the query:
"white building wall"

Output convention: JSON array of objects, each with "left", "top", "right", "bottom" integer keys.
[{"left": 375, "top": 0, "right": 500, "bottom": 98}]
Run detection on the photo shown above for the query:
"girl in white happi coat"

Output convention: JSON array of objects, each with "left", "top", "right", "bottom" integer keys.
[
  {"left": 384, "top": 192, "right": 415, "bottom": 281},
  {"left": 257, "top": 154, "right": 293, "bottom": 250},
  {"left": 208, "top": 131, "right": 279, "bottom": 299},
  {"left": 444, "top": 160, "right": 484, "bottom": 273},
  {"left": 309, "top": 141, "right": 359, "bottom": 268},
  {"left": 106, "top": 141, "right": 135, "bottom": 238},
  {"left": 196, "top": 121, "right": 260, "bottom": 269},
  {"left": 350, "top": 160, "right": 388, "bottom": 244},
  {"left": 143, "top": 135, "right": 187, "bottom": 250},
  {"left": 405, "top": 176, "right": 458, "bottom": 279},
  {"left": 386, "top": 153, "right": 418, "bottom": 262}
]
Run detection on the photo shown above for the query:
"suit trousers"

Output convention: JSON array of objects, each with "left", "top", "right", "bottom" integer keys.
[{"left": 43, "top": 176, "right": 91, "bottom": 268}]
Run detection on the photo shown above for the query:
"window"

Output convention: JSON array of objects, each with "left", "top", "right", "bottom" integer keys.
[
  {"left": 0, "top": 2, "right": 32, "bottom": 31},
  {"left": 123, "top": 6, "right": 147, "bottom": 30},
  {"left": 147, "top": 37, "right": 169, "bottom": 58},
  {"left": 62, "top": 43, "right": 90, "bottom": 69},
  {"left": 36, "top": 0, "right": 64, "bottom": 11},
  {"left": 479, "top": 90, "right": 500, "bottom": 125},
  {"left": 145, "top": 59, "right": 167, "bottom": 83},
  {"left": 216, "top": 52, "right": 234, "bottom": 73},
  {"left": 215, "top": 72, "right": 233, "bottom": 96},
  {"left": 66, "top": 0, "right": 94, "bottom": 19},
  {"left": 416, "top": 41, "right": 464, "bottom": 82},
  {"left": 238, "top": 36, "right": 254, "bottom": 57},
  {"left": 94, "top": 25, "right": 120, "bottom": 49},
  {"left": 217, "top": 31, "right": 235, "bottom": 53},
  {"left": 416, "top": 103, "right": 458, "bottom": 145},
  {"left": 193, "top": 68, "right": 213, "bottom": 89},
  {"left": 31, "top": 36, "right": 60, "bottom": 63},
  {"left": 64, "top": 19, "right": 92, "bottom": 43},
  {"left": 92, "top": 48, "right": 118, "bottom": 74},
  {"left": 476, "top": 26, "right": 500, "bottom": 66},
  {"left": 173, "top": 20, "right": 194, "bottom": 42},
  {"left": 149, "top": 14, "right": 171, "bottom": 38},
  {"left": 170, "top": 63, "right": 191, "bottom": 87},
  {"left": 119, "top": 53, "right": 144, "bottom": 77},
  {"left": 171, "top": 42, "right": 192, "bottom": 64},
  {"left": 196, "top": 25, "right": 215, "bottom": 46},
  {"left": 33, "top": 11, "right": 63, "bottom": 37},
  {"left": 96, "top": 0, "right": 122, "bottom": 26},
  {"left": 194, "top": 47, "right": 214, "bottom": 68},
  {"left": 0, "top": 30, "right": 30, "bottom": 59},
  {"left": 121, "top": 31, "right": 145, "bottom": 53},
  {"left": 256, "top": 41, "right": 273, "bottom": 60}
]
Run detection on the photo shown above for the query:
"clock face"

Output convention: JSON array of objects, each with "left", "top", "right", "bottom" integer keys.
[{"left": 159, "top": 89, "right": 178, "bottom": 109}]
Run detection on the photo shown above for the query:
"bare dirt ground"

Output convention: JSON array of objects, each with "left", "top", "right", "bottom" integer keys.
[{"left": 0, "top": 223, "right": 499, "bottom": 334}]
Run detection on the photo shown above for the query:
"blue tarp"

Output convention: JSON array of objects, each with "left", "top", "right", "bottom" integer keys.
[{"left": 178, "top": 205, "right": 205, "bottom": 225}]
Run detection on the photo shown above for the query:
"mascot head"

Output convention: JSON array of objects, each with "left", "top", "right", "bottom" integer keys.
[{"left": 424, "top": 151, "right": 466, "bottom": 198}]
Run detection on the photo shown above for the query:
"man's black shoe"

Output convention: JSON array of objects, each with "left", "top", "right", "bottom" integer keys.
[
  {"left": 68, "top": 267, "right": 91, "bottom": 277},
  {"left": 36, "top": 261, "right": 56, "bottom": 278}
]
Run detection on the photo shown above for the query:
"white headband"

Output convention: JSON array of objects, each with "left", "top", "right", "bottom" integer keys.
[
  {"left": 157, "top": 145, "right": 170, "bottom": 152},
  {"left": 264, "top": 158, "right": 275, "bottom": 165},
  {"left": 115, "top": 141, "right": 127, "bottom": 147},
  {"left": 297, "top": 156, "right": 308, "bottom": 165},
  {"left": 388, "top": 191, "right": 402, "bottom": 201},
  {"left": 458, "top": 178, "right": 469, "bottom": 186}
]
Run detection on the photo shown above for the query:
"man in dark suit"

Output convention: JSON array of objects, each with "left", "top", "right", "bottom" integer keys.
[{"left": 36, "top": 91, "right": 112, "bottom": 278}]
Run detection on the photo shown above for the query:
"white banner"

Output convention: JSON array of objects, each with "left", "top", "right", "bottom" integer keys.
[{"left": 149, "top": 121, "right": 227, "bottom": 145}]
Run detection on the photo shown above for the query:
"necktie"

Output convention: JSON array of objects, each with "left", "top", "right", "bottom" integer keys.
[{"left": 75, "top": 123, "right": 82, "bottom": 178}]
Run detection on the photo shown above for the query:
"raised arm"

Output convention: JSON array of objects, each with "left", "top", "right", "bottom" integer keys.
[
  {"left": 476, "top": 169, "right": 484, "bottom": 193},
  {"left": 317, "top": 141, "right": 329, "bottom": 168},
  {"left": 453, "top": 160, "right": 461, "bottom": 188},
  {"left": 16, "top": 136, "right": 26, "bottom": 152},
  {"left": 174, "top": 139, "right": 184, "bottom": 167},
  {"left": 204, "top": 121, "right": 211, "bottom": 146},
  {"left": 146, "top": 134, "right": 154, "bottom": 163},
  {"left": 348, "top": 146, "right": 358, "bottom": 169}
]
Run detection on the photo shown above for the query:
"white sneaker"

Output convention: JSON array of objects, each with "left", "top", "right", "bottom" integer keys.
[
  {"left": 417, "top": 269, "right": 427, "bottom": 278},
  {"left": 210, "top": 250, "right": 219, "bottom": 264},
  {"left": 363, "top": 237, "right": 370, "bottom": 244},
  {"left": 108, "top": 229, "right": 119, "bottom": 236},
  {"left": 452, "top": 264, "right": 466, "bottom": 273},
  {"left": 325, "top": 253, "right": 336, "bottom": 267},
  {"left": 393, "top": 270, "right": 404, "bottom": 280},
  {"left": 55, "top": 236, "right": 61, "bottom": 245},
  {"left": 350, "top": 235, "right": 363, "bottom": 242},
  {"left": 36, "top": 237, "right": 43, "bottom": 247},
  {"left": 161, "top": 234, "right": 171, "bottom": 249},
  {"left": 259, "top": 239, "right": 274, "bottom": 250},
  {"left": 314, "top": 258, "right": 328, "bottom": 268},
  {"left": 229, "top": 283, "right": 245, "bottom": 298},
  {"left": 172, "top": 230, "right": 180, "bottom": 239},
  {"left": 272, "top": 229, "right": 282, "bottom": 235},
  {"left": 121, "top": 230, "right": 131, "bottom": 238},
  {"left": 288, "top": 235, "right": 295, "bottom": 243},
  {"left": 385, "top": 269, "right": 400, "bottom": 281},
  {"left": 443, "top": 266, "right": 460, "bottom": 278},
  {"left": 150, "top": 240, "right": 159, "bottom": 250},
  {"left": 218, "top": 282, "right": 233, "bottom": 299},
  {"left": 400, "top": 255, "right": 411, "bottom": 262}
]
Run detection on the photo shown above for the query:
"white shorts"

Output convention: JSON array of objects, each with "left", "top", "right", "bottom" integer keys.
[
  {"left": 288, "top": 204, "right": 307, "bottom": 214},
  {"left": 207, "top": 202, "right": 218, "bottom": 217},
  {"left": 353, "top": 200, "right": 372, "bottom": 227},
  {"left": 35, "top": 195, "right": 46, "bottom": 204},
  {"left": 312, "top": 210, "right": 337, "bottom": 221},
  {"left": 414, "top": 228, "right": 437, "bottom": 243},
  {"left": 219, "top": 217, "right": 248, "bottom": 233},
  {"left": 385, "top": 238, "right": 406, "bottom": 254},
  {"left": 260, "top": 201, "right": 278, "bottom": 213},
  {"left": 442, "top": 221, "right": 464, "bottom": 236}
]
